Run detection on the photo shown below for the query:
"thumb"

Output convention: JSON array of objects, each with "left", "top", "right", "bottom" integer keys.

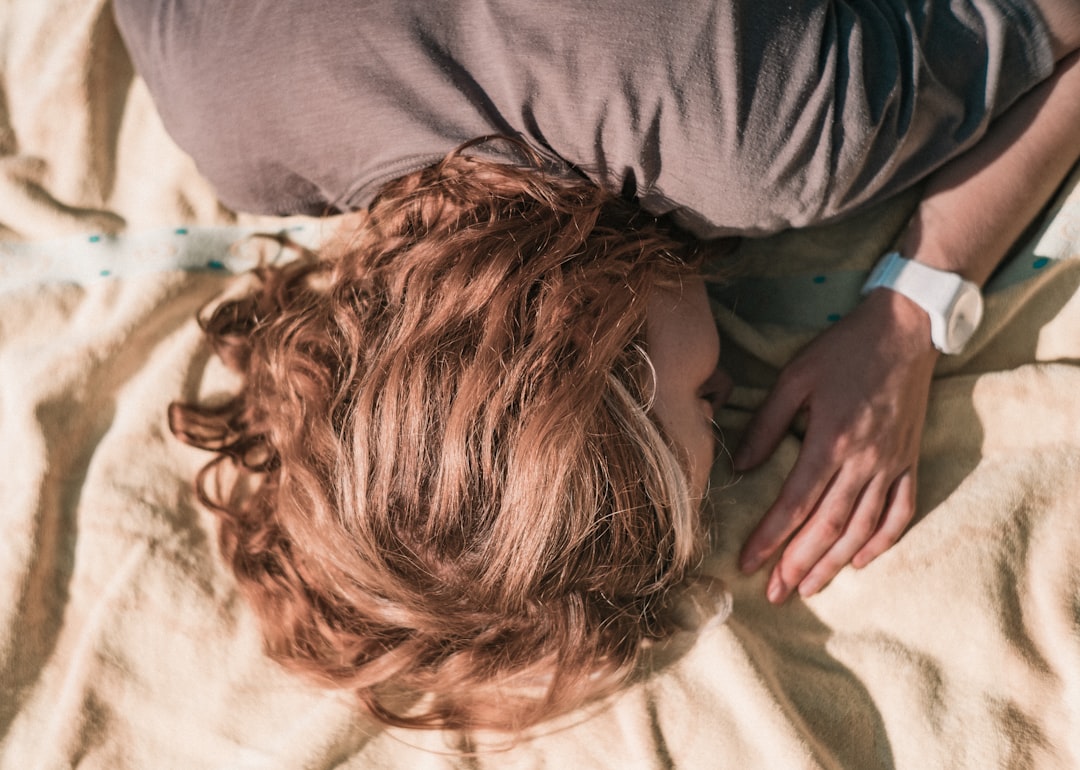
[{"left": 733, "top": 374, "right": 806, "bottom": 471}]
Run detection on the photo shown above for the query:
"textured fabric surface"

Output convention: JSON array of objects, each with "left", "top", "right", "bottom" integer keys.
[
  {"left": 112, "top": 0, "right": 1052, "bottom": 235},
  {"left": 3, "top": 2, "right": 1080, "bottom": 768}
]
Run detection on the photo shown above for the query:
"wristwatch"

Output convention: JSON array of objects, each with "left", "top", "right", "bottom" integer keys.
[{"left": 861, "top": 251, "right": 984, "bottom": 355}]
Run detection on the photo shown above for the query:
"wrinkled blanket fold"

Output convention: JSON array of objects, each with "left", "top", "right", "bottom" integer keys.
[{"left": 2, "top": 2, "right": 1080, "bottom": 768}]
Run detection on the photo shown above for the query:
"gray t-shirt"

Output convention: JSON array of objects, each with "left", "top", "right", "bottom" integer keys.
[{"left": 114, "top": 0, "right": 1053, "bottom": 236}]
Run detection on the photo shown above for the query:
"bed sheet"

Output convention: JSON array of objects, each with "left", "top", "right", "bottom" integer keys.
[{"left": 3, "top": 2, "right": 1080, "bottom": 768}]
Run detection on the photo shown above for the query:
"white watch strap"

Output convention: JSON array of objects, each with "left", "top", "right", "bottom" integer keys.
[
  {"left": 861, "top": 251, "right": 982, "bottom": 353},
  {"left": 863, "top": 252, "right": 964, "bottom": 308}
]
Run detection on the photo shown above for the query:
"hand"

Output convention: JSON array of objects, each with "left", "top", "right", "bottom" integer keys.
[{"left": 734, "top": 289, "right": 939, "bottom": 603}]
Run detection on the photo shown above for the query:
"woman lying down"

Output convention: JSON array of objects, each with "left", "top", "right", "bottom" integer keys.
[{"left": 114, "top": 0, "right": 1080, "bottom": 732}]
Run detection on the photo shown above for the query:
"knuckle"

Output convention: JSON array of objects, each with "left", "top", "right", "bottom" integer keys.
[
  {"left": 894, "top": 505, "right": 916, "bottom": 528},
  {"left": 770, "top": 492, "right": 814, "bottom": 528},
  {"left": 817, "top": 512, "right": 848, "bottom": 541},
  {"left": 778, "top": 558, "right": 811, "bottom": 587},
  {"left": 894, "top": 492, "right": 917, "bottom": 518},
  {"left": 872, "top": 524, "right": 907, "bottom": 552},
  {"left": 821, "top": 431, "right": 880, "bottom": 469},
  {"left": 822, "top": 432, "right": 852, "bottom": 463},
  {"left": 846, "top": 515, "right": 877, "bottom": 543},
  {"left": 861, "top": 444, "right": 887, "bottom": 467},
  {"left": 885, "top": 521, "right": 911, "bottom": 544}
]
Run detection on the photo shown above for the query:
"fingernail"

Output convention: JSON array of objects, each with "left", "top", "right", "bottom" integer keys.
[
  {"left": 799, "top": 578, "right": 820, "bottom": 597},
  {"left": 767, "top": 575, "right": 786, "bottom": 604}
]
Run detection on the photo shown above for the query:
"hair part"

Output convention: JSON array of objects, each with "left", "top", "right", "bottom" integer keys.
[{"left": 170, "top": 145, "right": 706, "bottom": 732}]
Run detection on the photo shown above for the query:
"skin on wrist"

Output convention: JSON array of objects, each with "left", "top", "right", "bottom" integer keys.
[{"left": 862, "top": 288, "right": 940, "bottom": 359}]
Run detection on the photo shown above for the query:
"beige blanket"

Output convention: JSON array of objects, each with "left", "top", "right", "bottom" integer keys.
[{"left": 3, "top": 1, "right": 1080, "bottom": 767}]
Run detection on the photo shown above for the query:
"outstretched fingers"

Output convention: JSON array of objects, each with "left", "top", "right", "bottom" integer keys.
[
  {"left": 755, "top": 466, "right": 917, "bottom": 603},
  {"left": 760, "top": 465, "right": 882, "bottom": 603},
  {"left": 737, "top": 447, "right": 838, "bottom": 577},
  {"left": 791, "top": 474, "right": 890, "bottom": 598},
  {"left": 852, "top": 469, "right": 917, "bottom": 568}
]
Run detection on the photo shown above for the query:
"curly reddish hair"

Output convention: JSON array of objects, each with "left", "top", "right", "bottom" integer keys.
[{"left": 169, "top": 146, "right": 710, "bottom": 732}]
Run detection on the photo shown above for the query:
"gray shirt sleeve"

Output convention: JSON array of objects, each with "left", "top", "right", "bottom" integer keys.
[{"left": 113, "top": 0, "right": 1054, "bottom": 236}]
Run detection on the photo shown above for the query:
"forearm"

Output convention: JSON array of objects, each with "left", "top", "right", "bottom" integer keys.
[
  {"left": 898, "top": 50, "right": 1080, "bottom": 286},
  {"left": 1030, "top": 0, "right": 1080, "bottom": 59}
]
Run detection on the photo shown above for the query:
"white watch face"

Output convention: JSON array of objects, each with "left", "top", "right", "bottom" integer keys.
[{"left": 945, "top": 287, "right": 984, "bottom": 352}]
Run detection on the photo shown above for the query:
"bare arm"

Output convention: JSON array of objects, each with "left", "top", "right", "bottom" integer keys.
[
  {"left": 1030, "top": 0, "right": 1080, "bottom": 60},
  {"left": 901, "top": 51, "right": 1080, "bottom": 284},
  {"left": 736, "top": 49, "right": 1080, "bottom": 603}
]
